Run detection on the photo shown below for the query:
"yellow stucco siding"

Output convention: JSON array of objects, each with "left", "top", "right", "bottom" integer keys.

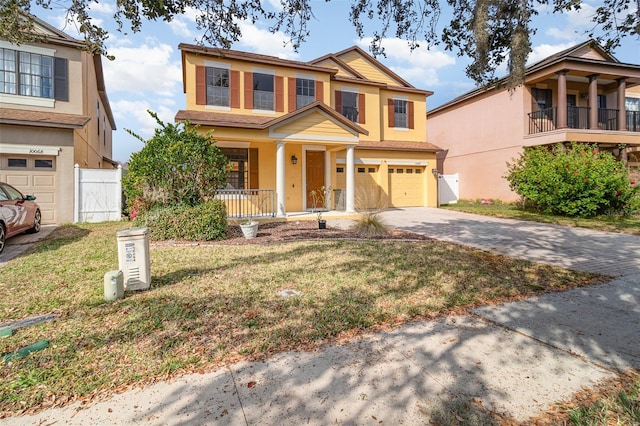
[
  {"left": 272, "top": 111, "right": 358, "bottom": 140},
  {"left": 183, "top": 53, "right": 331, "bottom": 115},
  {"left": 337, "top": 51, "right": 402, "bottom": 87},
  {"left": 313, "top": 59, "right": 354, "bottom": 78},
  {"left": 381, "top": 91, "right": 428, "bottom": 142}
]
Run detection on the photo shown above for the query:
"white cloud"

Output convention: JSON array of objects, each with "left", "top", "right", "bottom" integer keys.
[
  {"left": 102, "top": 43, "right": 182, "bottom": 97},
  {"left": 237, "top": 21, "right": 299, "bottom": 59},
  {"left": 356, "top": 38, "right": 456, "bottom": 87},
  {"left": 527, "top": 42, "right": 576, "bottom": 65},
  {"left": 112, "top": 100, "right": 176, "bottom": 137},
  {"left": 88, "top": 1, "right": 116, "bottom": 15},
  {"left": 169, "top": 19, "right": 195, "bottom": 38}
]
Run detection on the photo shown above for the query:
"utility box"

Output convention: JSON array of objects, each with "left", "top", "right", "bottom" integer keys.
[
  {"left": 116, "top": 227, "right": 151, "bottom": 291},
  {"left": 104, "top": 270, "right": 124, "bottom": 301}
]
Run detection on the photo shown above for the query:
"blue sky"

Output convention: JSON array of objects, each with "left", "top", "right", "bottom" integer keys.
[{"left": 31, "top": 0, "right": 639, "bottom": 163}]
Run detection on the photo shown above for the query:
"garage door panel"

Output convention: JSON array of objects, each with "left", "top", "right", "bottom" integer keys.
[
  {"left": 6, "top": 174, "right": 30, "bottom": 187},
  {"left": 33, "top": 175, "right": 55, "bottom": 187}
]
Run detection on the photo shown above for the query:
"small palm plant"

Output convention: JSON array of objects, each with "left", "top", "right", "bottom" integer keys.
[{"left": 309, "top": 186, "right": 331, "bottom": 227}]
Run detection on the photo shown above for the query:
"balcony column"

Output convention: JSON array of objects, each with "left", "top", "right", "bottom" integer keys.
[
  {"left": 557, "top": 70, "right": 568, "bottom": 128},
  {"left": 588, "top": 74, "right": 599, "bottom": 129},
  {"left": 617, "top": 78, "right": 627, "bottom": 131},
  {"left": 345, "top": 145, "right": 355, "bottom": 213},
  {"left": 276, "top": 141, "right": 286, "bottom": 217}
]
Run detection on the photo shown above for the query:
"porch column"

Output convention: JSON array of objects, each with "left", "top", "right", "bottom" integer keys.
[
  {"left": 345, "top": 145, "right": 355, "bottom": 213},
  {"left": 588, "top": 74, "right": 599, "bottom": 129},
  {"left": 617, "top": 78, "right": 627, "bottom": 131},
  {"left": 276, "top": 141, "right": 286, "bottom": 217},
  {"left": 557, "top": 70, "right": 568, "bottom": 128}
]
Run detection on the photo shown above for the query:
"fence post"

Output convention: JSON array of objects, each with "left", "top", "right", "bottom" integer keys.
[
  {"left": 73, "top": 164, "right": 80, "bottom": 223},
  {"left": 116, "top": 165, "right": 122, "bottom": 220}
]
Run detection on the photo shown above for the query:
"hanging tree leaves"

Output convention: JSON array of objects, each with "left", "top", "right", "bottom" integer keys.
[{"left": 1, "top": 0, "right": 638, "bottom": 87}]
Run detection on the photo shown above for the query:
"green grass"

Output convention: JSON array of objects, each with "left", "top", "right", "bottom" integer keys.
[
  {"left": 442, "top": 199, "right": 640, "bottom": 235},
  {"left": 0, "top": 222, "right": 605, "bottom": 416}
]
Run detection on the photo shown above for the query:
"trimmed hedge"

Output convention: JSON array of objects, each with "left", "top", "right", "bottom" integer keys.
[{"left": 136, "top": 200, "right": 228, "bottom": 241}]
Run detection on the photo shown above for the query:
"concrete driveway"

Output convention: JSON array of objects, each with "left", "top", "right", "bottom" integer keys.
[
  {"left": 0, "top": 225, "right": 57, "bottom": 265},
  {"left": 380, "top": 207, "right": 640, "bottom": 278}
]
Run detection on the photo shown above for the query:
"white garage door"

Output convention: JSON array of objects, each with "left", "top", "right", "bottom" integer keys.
[
  {"left": 1, "top": 155, "right": 57, "bottom": 224},
  {"left": 388, "top": 166, "right": 425, "bottom": 207}
]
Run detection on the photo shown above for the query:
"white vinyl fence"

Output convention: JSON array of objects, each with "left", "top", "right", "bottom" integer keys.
[
  {"left": 74, "top": 164, "right": 122, "bottom": 223},
  {"left": 438, "top": 173, "right": 459, "bottom": 205}
]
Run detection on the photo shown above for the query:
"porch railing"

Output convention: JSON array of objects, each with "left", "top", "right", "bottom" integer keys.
[
  {"left": 627, "top": 111, "right": 640, "bottom": 132},
  {"left": 528, "top": 107, "right": 557, "bottom": 134},
  {"left": 214, "top": 189, "right": 276, "bottom": 219},
  {"left": 567, "top": 106, "right": 590, "bottom": 129},
  {"left": 597, "top": 108, "right": 618, "bottom": 130},
  {"left": 528, "top": 107, "right": 640, "bottom": 134}
]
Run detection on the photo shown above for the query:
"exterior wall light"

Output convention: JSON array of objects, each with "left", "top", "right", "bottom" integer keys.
[{"left": 291, "top": 155, "right": 298, "bottom": 165}]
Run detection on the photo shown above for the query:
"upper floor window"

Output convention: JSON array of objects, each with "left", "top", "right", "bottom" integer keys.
[
  {"left": 626, "top": 97, "right": 639, "bottom": 111},
  {"left": 341, "top": 91, "right": 358, "bottom": 122},
  {"left": 393, "top": 99, "right": 408, "bottom": 128},
  {"left": 296, "top": 78, "right": 315, "bottom": 108},
  {"left": 253, "top": 73, "right": 274, "bottom": 110},
  {"left": 532, "top": 88, "right": 552, "bottom": 111},
  {"left": 0, "top": 48, "right": 67, "bottom": 101},
  {"left": 206, "top": 67, "right": 229, "bottom": 107}
]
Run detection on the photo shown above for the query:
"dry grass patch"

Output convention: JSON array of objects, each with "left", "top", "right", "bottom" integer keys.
[{"left": 0, "top": 222, "right": 604, "bottom": 416}]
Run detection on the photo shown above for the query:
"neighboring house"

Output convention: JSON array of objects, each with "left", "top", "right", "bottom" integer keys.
[
  {"left": 428, "top": 40, "right": 640, "bottom": 201},
  {"left": 176, "top": 44, "right": 441, "bottom": 216},
  {"left": 0, "top": 15, "right": 116, "bottom": 224}
]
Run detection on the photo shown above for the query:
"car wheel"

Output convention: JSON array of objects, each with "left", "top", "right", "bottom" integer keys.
[
  {"left": 0, "top": 223, "right": 5, "bottom": 254},
  {"left": 26, "top": 209, "right": 41, "bottom": 234}
]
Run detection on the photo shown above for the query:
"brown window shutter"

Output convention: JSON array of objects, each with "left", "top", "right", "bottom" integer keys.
[
  {"left": 388, "top": 98, "right": 395, "bottom": 127},
  {"left": 249, "top": 148, "right": 259, "bottom": 189},
  {"left": 53, "top": 57, "right": 68, "bottom": 101},
  {"left": 358, "top": 93, "right": 365, "bottom": 124},
  {"left": 315, "top": 81, "right": 324, "bottom": 103},
  {"left": 408, "top": 101, "right": 415, "bottom": 129},
  {"left": 196, "top": 65, "right": 206, "bottom": 105},
  {"left": 335, "top": 90, "right": 342, "bottom": 114},
  {"left": 288, "top": 77, "right": 296, "bottom": 112},
  {"left": 244, "top": 72, "right": 253, "bottom": 109},
  {"left": 275, "top": 76, "right": 284, "bottom": 112},
  {"left": 230, "top": 70, "right": 240, "bottom": 108}
]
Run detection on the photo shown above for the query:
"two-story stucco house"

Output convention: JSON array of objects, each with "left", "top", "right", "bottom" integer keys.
[
  {"left": 0, "top": 15, "right": 116, "bottom": 224},
  {"left": 428, "top": 40, "right": 640, "bottom": 202},
  {"left": 176, "top": 44, "right": 441, "bottom": 216}
]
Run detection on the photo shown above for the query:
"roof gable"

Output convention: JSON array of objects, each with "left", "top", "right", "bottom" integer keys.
[{"left": 333, "top": 46, "right": 413, "bottom": 88}]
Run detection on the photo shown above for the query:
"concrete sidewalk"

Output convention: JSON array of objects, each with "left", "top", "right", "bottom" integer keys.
[{"left": 4, "top": 209, "right": 639, "bottom": 425}]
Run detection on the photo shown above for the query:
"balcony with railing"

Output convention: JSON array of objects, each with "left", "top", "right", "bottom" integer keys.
[{"left": 528, "top": 107, "right": 640, "bottom": 134}]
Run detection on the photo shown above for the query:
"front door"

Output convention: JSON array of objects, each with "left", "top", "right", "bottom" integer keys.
[{"left": 306, "top": 151, "right": 325, "bottom": 209}]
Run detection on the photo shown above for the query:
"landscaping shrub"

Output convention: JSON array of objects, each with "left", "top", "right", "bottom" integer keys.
[
  {"left": 352, "top": 211, "right": 390, "bottom": 236},
  {"left": 123, "top": 110, "right": 230, "bottom": 209},
  {"left": 137, "top": 200, "right": 228, "bottom": 241},
  {"left": 505, "top": 143, "right": 639, "bottom": 217}
]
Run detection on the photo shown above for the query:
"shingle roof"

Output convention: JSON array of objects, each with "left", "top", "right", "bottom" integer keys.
[
  {"left": 0, "top": 108, "right": 90, "bottom": 128},
  {"left": 175, "top": 101, "right": 369, "bottom": 136}
]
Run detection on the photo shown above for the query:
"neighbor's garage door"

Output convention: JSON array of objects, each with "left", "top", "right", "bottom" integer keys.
[
  {"left": 388, "top": 166, "right": 425, "bottom": 207},
  {"left": 0, "top": 155, "right": 57, "bottom": 224}
]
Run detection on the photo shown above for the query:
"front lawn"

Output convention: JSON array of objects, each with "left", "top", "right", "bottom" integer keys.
[
  {"left": 0, "top": 222, "right": 604, "bottom": 416},
  {"left": 442, "top": 200, "right": 640, "bottom": 235}
]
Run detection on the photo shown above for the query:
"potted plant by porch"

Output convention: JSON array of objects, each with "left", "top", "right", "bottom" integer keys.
[
  {"left": 239, "top": 190, "right": 269, "bottom": 239},
  {"left": 310, "top": 186, "right": 331, "bottom": 229}
]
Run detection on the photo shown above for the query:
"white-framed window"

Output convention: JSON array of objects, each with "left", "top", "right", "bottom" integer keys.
[
  {"left": 0, "top": 48, "right": 54, "bottom": 98},
  {"left": 393, "top": 99, "right": 408, "bottom": 128},
  {"left": 341, "top": 91, "right": 358, "bottom": 122},
  {"left": 206, "top": 67, "right": 230, "bottom": 107},
  {"left": 253, "top": 73, "right": 274, "bottom": 110},
  {"left": 296, "top": 77, "right": 315, "bottom": 108}
]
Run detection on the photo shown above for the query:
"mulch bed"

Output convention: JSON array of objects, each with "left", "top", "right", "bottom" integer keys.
[{"left": 153, "top": 220, "right": 432, "bottom": 246}]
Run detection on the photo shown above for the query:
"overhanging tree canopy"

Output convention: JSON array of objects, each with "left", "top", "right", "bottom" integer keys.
[{"left": 2, "top": 0, "right": 638, "bottom": 87}]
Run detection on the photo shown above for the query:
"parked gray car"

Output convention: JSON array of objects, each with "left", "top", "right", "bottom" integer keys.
[{"left": 0, "top": 182, "right": 41, "bottom": 254}]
